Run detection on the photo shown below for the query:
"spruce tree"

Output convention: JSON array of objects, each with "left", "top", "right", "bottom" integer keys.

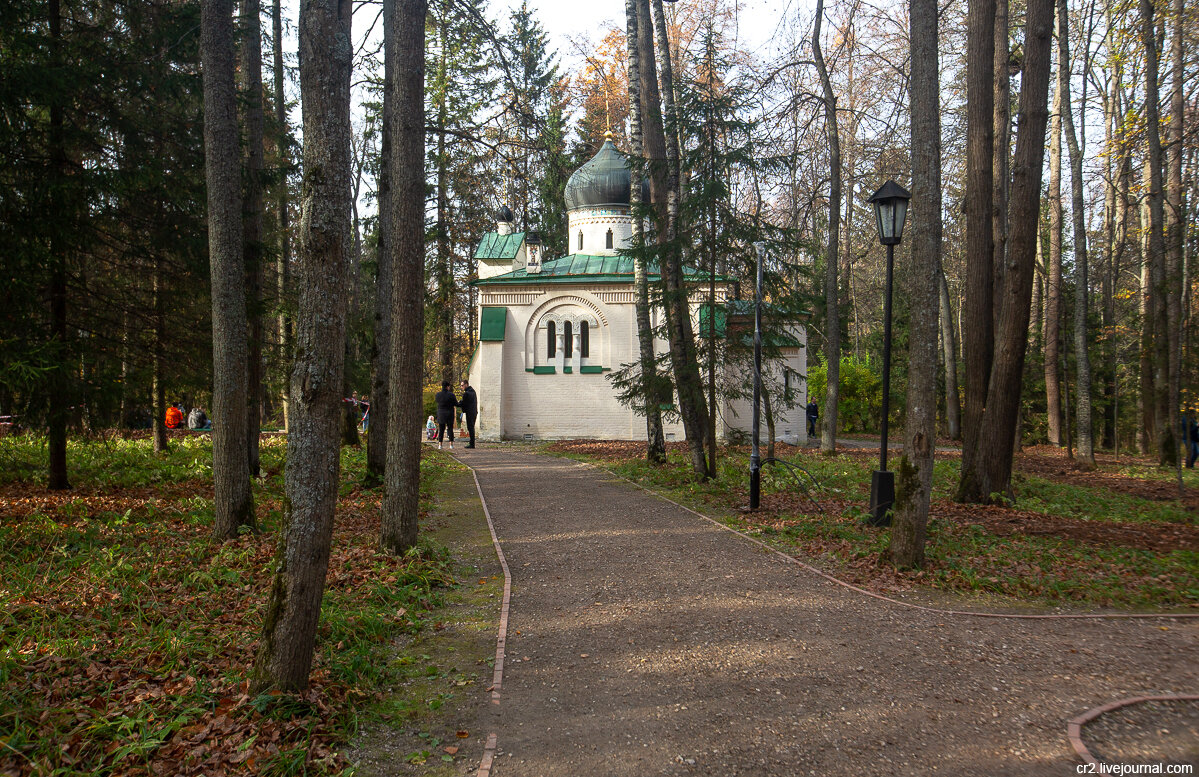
[
  {"left": 428, "top": 0, "right": 497, "bottom": 381},
  {"left": 504, "top": 2, "right": 558, "bottom": 232}
]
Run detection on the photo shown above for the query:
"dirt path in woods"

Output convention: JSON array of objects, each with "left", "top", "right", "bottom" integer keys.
[{"left": 454, "top": 446, "right": 1196, "bottom": 777}]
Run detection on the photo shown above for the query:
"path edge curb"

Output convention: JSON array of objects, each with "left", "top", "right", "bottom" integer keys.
[
  {"left": 456, "top": 457, "right": 511, "bottom": 777},
  {"left": 1066, "top": 694, "right": 1199, "bottom": 774}
]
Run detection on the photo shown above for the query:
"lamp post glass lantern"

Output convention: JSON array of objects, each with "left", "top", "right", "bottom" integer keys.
[
  {"left": 866, "top": 180, "right": 910, "bottom": 526},
  {"left": 525, "top": 230, "right": 542, "bottom": 273},
  {"left": 870, "top": 180, "right": 910, "bottom": 245}
]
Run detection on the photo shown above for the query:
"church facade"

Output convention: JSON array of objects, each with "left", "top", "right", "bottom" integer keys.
[{"left": 466, "top": 136, "right": 807, "bottom": 442}]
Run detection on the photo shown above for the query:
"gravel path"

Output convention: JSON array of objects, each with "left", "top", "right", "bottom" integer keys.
[{"left": 461, "top": 447, "right": 1197, "bottom": 776}]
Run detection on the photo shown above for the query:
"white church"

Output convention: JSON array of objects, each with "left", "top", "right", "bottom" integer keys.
[{"left": 466, "top": 134, "right": 807, "bottom": 442}]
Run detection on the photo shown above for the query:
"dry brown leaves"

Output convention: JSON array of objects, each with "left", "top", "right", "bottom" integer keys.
[{"left": 0, "top": 479, "right": 426, "bottom": 776}]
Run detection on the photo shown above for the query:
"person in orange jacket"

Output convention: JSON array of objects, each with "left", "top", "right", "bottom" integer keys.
[{"left": 165, "top": 404, "right": 184, "bottom": 429}]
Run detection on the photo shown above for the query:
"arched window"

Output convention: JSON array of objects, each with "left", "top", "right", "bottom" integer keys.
[
  {"left": 605, "top": 229, "right": 613, "bottom": 249},
  {"left": 580, "top": 321, "right": 590, "bottom": 357},
  {"left": 564, "top": 321, "right": 573, "bottom": 358},
  {"left": 577, "top": 231, "right": 583, "bottom": 251},
  {"left": 546, "top": 320, "right": 556, "bottom": 358}
]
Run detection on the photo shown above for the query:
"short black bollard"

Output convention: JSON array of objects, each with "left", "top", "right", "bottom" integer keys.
[{"left": 869, "top": 469, "right": 894, "bottom": 527}]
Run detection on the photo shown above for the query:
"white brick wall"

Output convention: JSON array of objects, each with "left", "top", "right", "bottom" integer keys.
[{"left": 470, "top": 282, "right": 806, "bottom": 442}]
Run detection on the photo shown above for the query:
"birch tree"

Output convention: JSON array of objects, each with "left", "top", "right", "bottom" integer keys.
[{"left": 626, "top": 0, "right": 667, "bottom": 463}]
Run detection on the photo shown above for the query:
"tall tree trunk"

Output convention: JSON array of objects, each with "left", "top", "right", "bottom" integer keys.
[
  {"left": 367, "top": 0, "right": 396, "bottom": 486},
  {"left": 1139, "top": 221, "right": 1153, "bottom": 454},
  {"left": 957, "top": 0, "right": 995, "bottom": 487},
  {"left": 119, "top": 310, "right": 130, "bottom": 429},
  {"left": 272, "top": 0, "right": 292, "bottom": 433},
  {"left": 813, "top": 0, "right": 841, "bottom": 456},
  {"left": 939, "top": 270, "right": 961, "bottom": 440},
  {"left": 638, "top": 0, "right": 709, "bottom": 477},
  {"left": 46, "top": 0, "right": 69, "bottom": 491},
  {"left": 1101, "top": 66, "right": 1118, "bottom": 449},
  {"left": 1032, "top": 238, "right": 1044, "bottom": 349},
  {"left": 625, "top": 0, "right": 666, "bottom": 464},
  {"left": 1058, "top": 0, "right": 1094, "bottom": 467},
  {"left": 202, "top": 0, "right": 255, "bottom": 537},
  {"left": 242, "top": 0, "right": 265, "bottom": 476},
  {"left": 252, "top": 0, "right": 352, "bottom": 692},
  {"left": 1165, "top": 0, "right": 1184, "bottom": 464},
  {"left": 435, "top": 5, "right": 454, "bottom": 384},
  {"left": 958, "top": 0, "right": 1055, "bottom": 503},
  {"left": 891, "top": 0, "right": 941, "bottom": 568},
  {"left": 992, "top": 0, "right": 1010, "bottom": 334},
  {"left": 1140, "top": 0, "right": 1174, "bottom": 465},
  {"left": 381, "top": 0, "right": 427, "bottom": 554},
  {"left": 1045, "top": 67, "right": 1064, "bottom": 447},
  {"left": 153, "top": 255, "right": 169, "bottom": 453}
]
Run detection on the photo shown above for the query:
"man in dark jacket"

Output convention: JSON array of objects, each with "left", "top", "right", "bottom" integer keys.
[
  {"left": 459, "top": 380, "right": 478, "bottom": 448},
  {"left": 434, "top": 381, "right": 458, "bottom": 450},
  {"left": 806, "top": 400, "right": 819, "bottom": 437}
]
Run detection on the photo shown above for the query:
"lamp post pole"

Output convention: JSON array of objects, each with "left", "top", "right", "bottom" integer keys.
[
  {"left": 867, "top": 180, "right": 910, "bottom": 527},
  {"left": 750, "top": 241, "right": 765, "bottom": 510},
  {"left": 879, "top": 242, "right": 895, "bottom": 474}
]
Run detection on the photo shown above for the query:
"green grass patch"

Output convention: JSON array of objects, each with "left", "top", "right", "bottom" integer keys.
[
  {"left": 1011, "top": 473, "right": 1195, "bottom": 524},
  {"left": 549, "top": 444, "right": 1196, "bottom": 611}
]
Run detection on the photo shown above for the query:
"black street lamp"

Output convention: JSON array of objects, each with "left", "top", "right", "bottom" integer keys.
[
  {"left": 749, "top": 241, "right": 765, "bottom": 510},
  {"left": 867, "top": 180, "right": 910, "bottom": 527}
]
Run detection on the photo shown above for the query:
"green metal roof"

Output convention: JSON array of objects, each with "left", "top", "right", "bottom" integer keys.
[
  {"left": 474, "top": 253, "right": 717, "bottom": 286},
  {"left": 479, "top": 307, "right": 507, "bottom": 341},
  {"left": 475, "top": 231, "right": 526, "bottom": 261}
]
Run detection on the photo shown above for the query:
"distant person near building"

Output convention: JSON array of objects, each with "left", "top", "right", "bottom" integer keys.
[
  {"left": 459, "top": 380, "right": 478, "bottom": 448},
  {"left": 806, "top": 400, "right": 819, "bottom": 437},
  {"left": 434, "top": 381, "right": 458, "bottom": 450}
]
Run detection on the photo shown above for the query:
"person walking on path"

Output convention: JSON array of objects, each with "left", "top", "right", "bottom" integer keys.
[
  {"left": 805, "top": 399, "right": 819, "bottom": 437},
  {"left": 433, "top": 381, "right": 458, "bottom": 450},
  {"left": 459, "top": 379, "right": 478, "bottom": 448}
]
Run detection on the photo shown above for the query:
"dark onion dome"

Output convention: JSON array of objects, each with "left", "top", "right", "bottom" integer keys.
[
  {"left": 495, "top": 203, "right": 514, "bottom": 222},
  {"left": 564, "top": 135, "right": 647, "bottom": 210}
]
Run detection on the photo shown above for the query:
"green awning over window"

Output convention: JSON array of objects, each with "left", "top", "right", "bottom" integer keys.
[{"left": 480, "top": 307, "right": 507, "bottom": 341}]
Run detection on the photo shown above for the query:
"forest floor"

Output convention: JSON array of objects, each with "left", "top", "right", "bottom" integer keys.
[
  {"left": 454, "top": 445, "right": 1196, "bottom": 776},
  {"left": 0, "top": 433, "right": 498, "bottom": 776},
  {"left": 1, "top": 434, "right": 1195, "bottom": 775}
]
